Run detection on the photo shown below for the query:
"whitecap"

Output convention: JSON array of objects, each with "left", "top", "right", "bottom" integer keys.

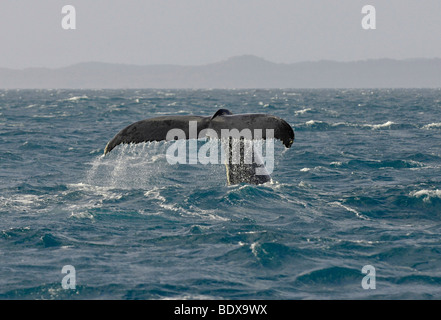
[
  {"left": 295, "top": 108, "right": 312, "bottom": 115},
  {"left": 69, "top": 211, "right": 94, "bottom": 220},
  {"left": 410, "top": 189, "right": 441, "bottom": 202},
  {"left": 250, "top": 242, "right": 260, "bottom": 257},
  {"left": 7, "top": 194, "right": 42, "bottom": 206},
  {"left": 0, "top": 194, "right": 45, "bottom": 212},
  {"left": 363, "top": 121, "right": 395, "bottom": 129},
  {"left": 423, "top": 123, "right": 441, "bottom": 129},
  {"left": 144, "top": 187, "right": 167, "bottom": 203},
  {"left": 298, "top": 181, "right": 312, "bottom": 188},
  {"left": 305, "top": 120, "right": 321, "bottom": 125},
  {"left": 65, "top": 95, "right": 88, "bottom": 101},
  {"left": 144, "top": 186, "right": 228, "bottom": 221}
]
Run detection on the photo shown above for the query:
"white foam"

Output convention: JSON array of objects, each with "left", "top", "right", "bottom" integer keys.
[
  {"left": 12, "top": 194, "right": 41, "bottom": 205},
  {"left": 332, "top": 121, "right": 353, "bottom": 127},
  {"left": 298, "top": 181, "right": 311, "bottom": 188},
  {"left": 65, "top": 183, "right": 123, "bottom": 218},
  {"left": 65, "top": 95, "right": 88, "bottom": 101},
  {"left": 330, "top": 201, "right": 369, "bottom": 220},
  {"left": 144, "top": 187, "right": 166, "bottom": 203},
  {"left": 295, "top": 108, "right": 312, "bottom": 115},
  {"left": 410, "top": 189, "right": 441, "bottom": 202},
  {"left": 250, "top": 242, "right": 259, "bottom": 257},
  {"left": 423, "top": 123, "right": 441, "bottom": 129},
  {"left": 363, "top": 121, "right": 394, "bottom": 129},
  {"left": 144, "top": 186, "right": 228, "bottom": 221},
  {"left": 70, "top": 211, "right": 94, "bottom": 220},
  {"left": 0, "top": 194, "right": 43, "bottom": 210},
  {"left": 305, "top": 120, "right": 322, "bottom": 125},
  {"left": 67, "top": 183, "right": 122, "bottom": 200},
  {"left": 154, "top": 110, "right": 188, "bottom": 115}
]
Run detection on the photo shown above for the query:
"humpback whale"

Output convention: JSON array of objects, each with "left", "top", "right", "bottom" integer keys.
[{"left": 104, "top": 109, "right": 294, "bottom": 185}]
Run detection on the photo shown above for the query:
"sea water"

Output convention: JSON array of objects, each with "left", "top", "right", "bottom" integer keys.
[{"left": 1, "top": 88, "right": 441, "bottom": 299}]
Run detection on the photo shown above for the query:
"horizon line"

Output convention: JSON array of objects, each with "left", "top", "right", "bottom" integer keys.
[{"left": 2, "top": 55, "right": 441, "bottom": 71}]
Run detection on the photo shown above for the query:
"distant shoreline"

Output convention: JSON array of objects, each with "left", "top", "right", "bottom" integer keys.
[{"left": 1, "top": 55, "right": 441, "bottom": 89}]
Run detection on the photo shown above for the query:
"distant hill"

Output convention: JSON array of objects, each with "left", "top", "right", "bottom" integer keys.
[{"left": 1, "top": 55, "right": 441, "bottom": 89}]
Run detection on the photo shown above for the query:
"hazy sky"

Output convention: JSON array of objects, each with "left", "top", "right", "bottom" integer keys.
[{"left": 1, "top": 0, "right": 440, "bottom": 69}]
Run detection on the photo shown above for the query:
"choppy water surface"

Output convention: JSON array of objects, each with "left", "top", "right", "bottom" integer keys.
[{"left": 1, "top": 89, "right": 441, "bottom": 299}]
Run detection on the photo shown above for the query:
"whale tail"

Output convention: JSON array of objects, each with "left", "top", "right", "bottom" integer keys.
[{"left": 104, "top": 109, "right": 294, "bottom": 185}]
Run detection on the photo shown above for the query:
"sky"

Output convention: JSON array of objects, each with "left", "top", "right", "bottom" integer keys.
[{"left": 0, "top": 0, "right": 440, "bottom": 69}]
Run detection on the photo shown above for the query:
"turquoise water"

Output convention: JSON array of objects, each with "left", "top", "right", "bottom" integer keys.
[{"left": 1, "top": 89, "right": 441, "bottom": 299}]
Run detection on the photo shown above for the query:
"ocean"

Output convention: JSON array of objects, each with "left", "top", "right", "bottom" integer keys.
[{"left": 1, "top": 88, "right": 441, "bottom": 300}]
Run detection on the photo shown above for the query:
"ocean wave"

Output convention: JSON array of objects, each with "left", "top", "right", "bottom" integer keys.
[
  {"left": 3, "top": 88, "right": 441, "bottom": 300},
  {"left": 249, "top": 241, "right": 294, "bottom": 267},
  {"left": 329, "top": 201, "right": 369, "bottom": 220},
  {"left": 294, "top": 108, "right": 312, "bottom": 115},
  {"left": 154, "top": 110, "right": 189, "bottom": 115},
  {"left": 65, "top": 183, "right": 124, "bottom": 219},
  {"left": 0, "top": 194, "right": 50, "bottom": 214},
  {"left": 305, "top": 120, "right": 321, "bottom": 126},
  {"left": 410, "top": 189, "right": 441, "bottom": 202},
  {"left": 299, "top": 120, "right": 417, "bottom": 131},
  {"left": 294, "top": 266, "right": 361, "bottom": 286},
  {"left": 363, "top": 121, "right": 395, "bottom": 129},
  {"left": 299, "top": 166, "right": 332, "bottom": 173},
  {"left": 0, "top": 283, "right": 85, "bottom": 300},
  {"left": 144, "top": 185, "right": 229, "bottom": 221},
  {"left": 423, "top": 123, "right": 441, "bottom": 129},
  {"left": 341, "top": 159, "right": 425, "bottom": 170},
  {"left": 64, "top": 95, "right": 89, "bottom": 102},
  {"left": 0, "top": 226, "right": 65, "bottom": 248}
]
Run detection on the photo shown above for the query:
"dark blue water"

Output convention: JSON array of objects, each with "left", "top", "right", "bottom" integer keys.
[{"left": 1, "top": 89, "right": 441, "bottom": 299}]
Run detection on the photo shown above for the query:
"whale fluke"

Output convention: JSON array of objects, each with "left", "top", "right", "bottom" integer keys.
[
  {"left": 104, "top": 109, "right": 293, "bottom": 154},
  {"left": 104, "top": 116, "right": 209, "bottom": 154},
  {"left": 104, "top": 109, "right": 294, "bottom": 185}
]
